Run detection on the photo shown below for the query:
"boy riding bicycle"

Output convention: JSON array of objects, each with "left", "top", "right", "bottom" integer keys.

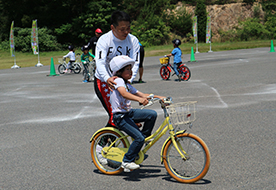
[
  {"left": 109, "top": 55, "right": 165, "bottom": 172},
  {"left": 63, "top": 45, "right": 76, "bottom": 73},
  {"left": 81, "top": 45, "right": 95, "bottom": 83},
  {"left": 165, "top": 39, "right": 182, "bottom": 81}
]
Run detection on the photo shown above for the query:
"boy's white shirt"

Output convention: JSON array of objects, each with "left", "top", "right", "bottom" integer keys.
[
  {"left": 63, "top": 51, "right": 76, "bottom": 61},
  {"left": 110, "top": 78, "right": 138, "bottom": 113},
  {"left": 95, "top": 30, "right": 140, "bottom": 83}
]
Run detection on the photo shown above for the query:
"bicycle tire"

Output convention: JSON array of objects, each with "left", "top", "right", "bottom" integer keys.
[
  {"left": 73, "top": 64, "right": 81, "bottom": 74},
  {"left": 89, "top": 69, "right": 95, "bottom": 82},
  {"left": 91, "top": 130, "right": 128, "bottom": 175},
  {"left": 179, "top": 65, "right": 191, "bottom": 81},
  {"left": 58, "top": 64, "right": 66, "bottom": 74},
  {"left": 160, "top": 65, "right": 170, "bottom": 80},
  {"left": 163, "top": 133, "right": 210, "bottom": 183}
]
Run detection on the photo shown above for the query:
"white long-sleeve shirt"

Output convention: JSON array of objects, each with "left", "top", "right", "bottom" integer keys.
[
  {"left": 95, "top": 30, "right": 140, "bottom": 83},
  {"left": 63, "top": 51, "right": 75, "bottom": 61}
]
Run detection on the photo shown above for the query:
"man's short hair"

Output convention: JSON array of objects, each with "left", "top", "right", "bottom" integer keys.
[{"left": 111, "top": 10, "right": 131, "bottom": 27}]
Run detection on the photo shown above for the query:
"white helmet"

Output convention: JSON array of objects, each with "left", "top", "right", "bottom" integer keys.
[{"left": 109, "top": 55, "right": 135, "bottom": 75}]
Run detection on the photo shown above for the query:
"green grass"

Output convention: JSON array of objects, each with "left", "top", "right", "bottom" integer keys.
[
  {"left": 0, "top": 40, "right": 273, "bottom": 70},
  {"left": 0, "top": 50, "right": 83, "bottom": 70},
  {"left": 144, "top": 39, "right": 272, "bottom": 57}
]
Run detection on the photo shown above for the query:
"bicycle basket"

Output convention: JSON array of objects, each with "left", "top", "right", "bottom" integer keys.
[
  {"left": 166, "top": 101, "right": 197, "bottom": 125},
  {"left": 58, "top": 58, "right": 64, "bottom": 64},
  {"left": 159, "top": 57, "right": 169, "bottom": 64}
]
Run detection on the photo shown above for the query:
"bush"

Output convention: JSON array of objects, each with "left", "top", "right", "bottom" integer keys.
[
  {"left": 264, "top": 16, "right": 276, "bottom": 39},
  {"left": 0, "top": 27, "right": 62, "bottom": 52},
  {"left": 220, "top": 18, "right": 271, "bottom": 42},
  {"left": 218, "top": 29, "right": 239, "bottom": 42},
  {"left": 238, "top": 18, "right": 270, "bottom": 40}
]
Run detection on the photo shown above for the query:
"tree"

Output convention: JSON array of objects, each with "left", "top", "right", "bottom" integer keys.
[
  {"left": 55, "top": 0, "right": 119, "bottom": 46},
  {"left": 194, "top": 0, "right": 207, "bottom": 43},
  {"left": 243, "top": 0, "right": 256, "bottom": 6},
  {"left": 167, "top": 6, "right": 193, "bottom": 38},
  {"left": 124, "top": 0, "right": 172, "bottom": 46}
]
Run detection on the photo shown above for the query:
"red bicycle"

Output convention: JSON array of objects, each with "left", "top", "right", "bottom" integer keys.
[{"left": 159, "top": 56, "right": 191, "bottom": 81}]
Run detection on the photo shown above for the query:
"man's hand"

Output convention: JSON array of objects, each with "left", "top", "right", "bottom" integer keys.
[{"left": 107, "top": 76, "right": 118, "bottom": 91}]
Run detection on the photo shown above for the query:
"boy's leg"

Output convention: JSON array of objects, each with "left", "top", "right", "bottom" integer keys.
[
  {"left": 83, "top": 64, "right": 88, "bottom": 80},
  {"left": 113, "top": 113, "right": 145, "bottom": 163},
  {"left": 173, "top": 63, "right": 179, "bottom": 76},
  {"left": 67, "top": 61, "right": 72, "bottom": 69},
  {"left": 130, "top": 109, "right": 157, "bottom": 138},
  {"left": 94, "top": 77, "right": 116, "bottom": 127}
]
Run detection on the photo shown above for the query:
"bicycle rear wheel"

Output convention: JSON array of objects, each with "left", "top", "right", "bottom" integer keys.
[
  {"left": 163, "top": 133, "right": 210, "bottom": 183},
  {"left": 58, "top": 64, "right": 66, "bottom": 74},
  {"left": 179, "top": 65, "right": 191, "bottom": 81},
  {"left": 91, "top": 130, "right": 128, "bottom": 175},
  {"left": 89, "top": 69, "right": 95, "bottom": 82},
  {"left": 73, "top": 64, "right": 81, "bottom": 74},
  {"left": 160, "top": 65, "right": 170, "bottom": 80}
]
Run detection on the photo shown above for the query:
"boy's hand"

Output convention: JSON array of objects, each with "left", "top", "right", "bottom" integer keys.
[{"left": 139, "top": 97, "right": 148, "bottom": 106}]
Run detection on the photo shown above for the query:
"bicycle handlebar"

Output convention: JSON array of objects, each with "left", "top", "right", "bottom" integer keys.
[{"left": 141, "top": 94, "right": 173, "bottom": 109}]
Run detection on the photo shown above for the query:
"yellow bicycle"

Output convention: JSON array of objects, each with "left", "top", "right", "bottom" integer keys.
[{"left": 90, "top": 96, "right": 210, "bottom": 183}]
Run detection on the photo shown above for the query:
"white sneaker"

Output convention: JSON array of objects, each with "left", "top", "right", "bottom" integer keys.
[
  {"left": 121, "top": 161, "right": 140, "bottom": 172},
  {"left": 96, "top": 151, "right": 108, "bottom": 165}
]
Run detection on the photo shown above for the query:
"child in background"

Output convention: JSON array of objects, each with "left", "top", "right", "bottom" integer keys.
[
  {"left": 63, "top": 45, "right": 76, "bottom": 73},
  {"left": 81, "top": 45, "right": 95, "bottom": 83},
  {"left": 109, "top": 55, "right": 166, "bottom": 172},
  {"left": 165, "top": 39, "right": 182, "bottom": 81}
]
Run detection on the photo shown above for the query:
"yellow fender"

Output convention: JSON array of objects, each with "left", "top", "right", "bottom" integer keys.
[
  {"left": 160, "top": 130, "right": 186, "bottom": 164},
  {"left": 90, "top": 127, "right": 130, "bottom": 147}
]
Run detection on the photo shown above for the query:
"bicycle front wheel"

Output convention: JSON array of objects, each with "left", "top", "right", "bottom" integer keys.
[
  {"left": 163, "top": 133, "right": 210, "bottom": 183},
  {"left": 179, "top": 65, "right": 191, "bottom": 81},
  {"left": 58, "top": 64, "right": 66, "bottom": 74},
  {"left": 91, "top": 130, "right": 128, "bottom": 175},
  {"left": 160, "top": 65, "right": 170, "bottom": 80}
]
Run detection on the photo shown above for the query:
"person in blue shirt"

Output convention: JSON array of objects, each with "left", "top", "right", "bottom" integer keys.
[{"left": 165, "top": 39, "right": 182, "bottom": 81}]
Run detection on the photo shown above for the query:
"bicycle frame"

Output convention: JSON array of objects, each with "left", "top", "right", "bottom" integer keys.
[
  {"left": 164, "top": 60, "right": 184, "bottom": 76},
  {"left": 92, "top": 113, "right": 189, "bottom": 165}
]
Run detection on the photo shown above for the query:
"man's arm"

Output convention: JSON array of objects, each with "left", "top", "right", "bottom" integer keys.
[
  {"left": 87, "top": 37, "right": 94, "bottom": 49},
  {"left": 95, "top": 36, "right": 110, "bottom": 82},
  {"left": 129, "top": 36, "right": 140, "bottom": 83}
]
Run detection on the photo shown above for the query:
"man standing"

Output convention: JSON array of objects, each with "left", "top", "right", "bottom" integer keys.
[
  {"left": 138, "top": 42, "right": 145, "bottom": 83},
  {"left": 88, "top": 28, "right": 102, "bottom": 55},
  {"left": 94, "top": 10, "right": 140, "bottom": 127}
]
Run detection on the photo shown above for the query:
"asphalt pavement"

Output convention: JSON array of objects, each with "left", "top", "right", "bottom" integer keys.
[{"left": 1, "top": 47, "right": 275, "bottom": 189}]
